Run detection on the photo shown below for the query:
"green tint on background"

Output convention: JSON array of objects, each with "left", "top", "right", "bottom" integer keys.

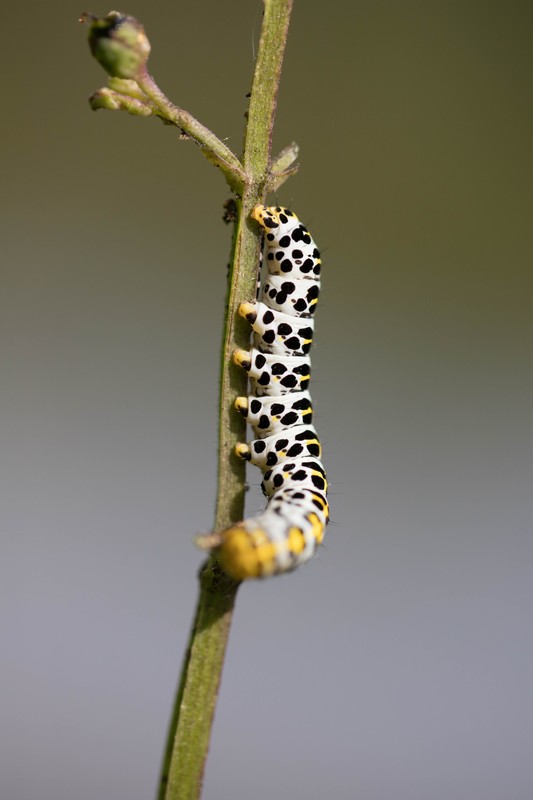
[{"left": 2, "top": 2, "right": 532, "bottom": 800}]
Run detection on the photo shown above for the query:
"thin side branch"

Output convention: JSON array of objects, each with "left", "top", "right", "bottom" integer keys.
[{"left": 137, "top": 70, "right": 246, "bottom": 192}]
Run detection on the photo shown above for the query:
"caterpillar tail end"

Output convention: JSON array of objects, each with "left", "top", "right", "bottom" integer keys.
[
  {"left": 216, "top": 527, "right": 264, "bottom": 580},
  {"left": 194, "top": 530, "right": 253, "bottom": 581},
  {"left": 202, "top": 526, "right": 273, "bottom": 581},
  {"left": 206, "top": 517, "right": 325, "bottom": 582},
  {"left": 196, "top": 525, "right": 282, "bottom": 581}
]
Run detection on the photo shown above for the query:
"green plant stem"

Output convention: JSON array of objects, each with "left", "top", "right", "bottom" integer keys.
[
  {"left": 158, "top": 2, "right": 294, "bottom": 798},
  {"left": 242, "top": 0, "right": 293, "bottom": 179}
]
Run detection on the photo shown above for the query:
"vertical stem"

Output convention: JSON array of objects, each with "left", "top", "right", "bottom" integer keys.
[
  {"left": 243, "top": 0, "right": 293, "bottom": 177},
  {"left": 158, "top": 3, "right": 294, "bottom": 799}
]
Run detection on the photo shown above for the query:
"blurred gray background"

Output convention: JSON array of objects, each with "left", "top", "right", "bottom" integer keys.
[{"left": 2, "top": 1, "right": 532, "bottom": 798}]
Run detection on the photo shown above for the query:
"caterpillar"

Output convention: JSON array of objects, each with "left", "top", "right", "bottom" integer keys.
[{"left": 204, "top": 205, "right": 328, "bottom": 580}]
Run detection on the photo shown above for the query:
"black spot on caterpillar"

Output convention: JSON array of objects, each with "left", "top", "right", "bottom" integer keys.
[{"left": 202, "top": 206, "right": 328, "bottom": 580}]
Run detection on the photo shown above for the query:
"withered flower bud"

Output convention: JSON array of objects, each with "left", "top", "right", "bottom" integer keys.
[{"left": 81, "top": 11, "right": 150, "bottom": 79}]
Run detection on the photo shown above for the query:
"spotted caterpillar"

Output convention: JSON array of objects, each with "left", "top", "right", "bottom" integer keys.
[{"left": 210, "top": 206, "right": 328, "bottom": 580}]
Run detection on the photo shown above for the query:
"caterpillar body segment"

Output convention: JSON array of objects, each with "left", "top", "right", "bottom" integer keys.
[
  {"left": 235, "top": 424, "right": 321, "bottom": 469},
  {"left": 261, "top": 457, "right": 328, "bottom": 498},
  {"left": 233, "top": 348, "right": 311, "bottom": 396},
  {"left": 251, "top": 206, "right": 321, "bottom": 281},
  {"left": 262, "top": 274, "right": 320, "bottom": 317},
  {"left": 211, "top": 206, "right": 329, "bottom": 580},
  {"left": 238, "top": 301, "right": 315, "bottom": 357},
  {"left": 266, "top": 487, "right": 329, "bottom": 527},
  {"left": 234, "top": 390, "right": 314, "bottom": 437}
]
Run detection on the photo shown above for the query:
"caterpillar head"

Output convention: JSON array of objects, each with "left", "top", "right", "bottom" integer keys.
[{"left": 251, "top": 205, "right": 299, "bottom": 232}]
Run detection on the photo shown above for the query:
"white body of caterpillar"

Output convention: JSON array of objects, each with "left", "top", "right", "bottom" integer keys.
[{"left": 215, "top": 206, "right": 328, "bottom": 580}]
